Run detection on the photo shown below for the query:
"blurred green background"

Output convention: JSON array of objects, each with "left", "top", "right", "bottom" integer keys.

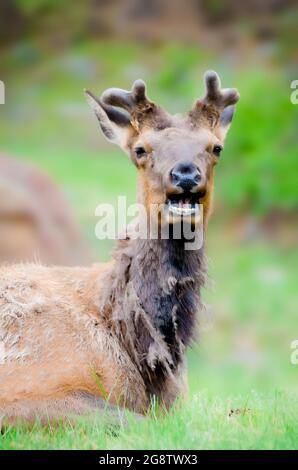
[{"left": 0, "top": 0, "right": 297, "bottom": 448}]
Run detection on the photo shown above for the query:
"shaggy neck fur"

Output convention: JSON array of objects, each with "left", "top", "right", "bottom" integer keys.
[
  {"left": 101, "top": 232, "right": 206, "bottom": 402},
  {"left": 131, "top": 237, "right": 205, "bottom": 350}
]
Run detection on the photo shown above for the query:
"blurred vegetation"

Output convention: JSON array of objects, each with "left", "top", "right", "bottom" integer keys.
[{"left": 0, "top": 39, "right": 297, "bottom": 220}]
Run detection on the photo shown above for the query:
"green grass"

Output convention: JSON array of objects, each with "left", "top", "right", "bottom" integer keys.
[
  {"left": 0, "top": 39, "right": 297, "bottom": 449},
  {"left": 1, "top": 391, "right": 297, "bottom": 450}
]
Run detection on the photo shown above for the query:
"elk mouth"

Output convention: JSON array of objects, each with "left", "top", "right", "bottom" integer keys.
[{"left": 165, "top": 191, "right": 205, "bottom": 223}]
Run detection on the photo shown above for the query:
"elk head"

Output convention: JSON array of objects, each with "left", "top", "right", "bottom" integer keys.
[{"left": 85, "top": 71, "right": 239, "bottom": 231}]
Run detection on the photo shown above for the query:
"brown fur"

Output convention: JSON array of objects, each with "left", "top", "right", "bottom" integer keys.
[
  {"left": 0, "top": 155, "right": 91, "bottom": 265},
  {"left": 0, "top": 72, "right": 239, "bottom": 425}
]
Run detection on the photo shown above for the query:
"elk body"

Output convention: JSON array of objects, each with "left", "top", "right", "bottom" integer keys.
[
  {"left": 0, "top": 155, "right": 91, "bottom": 266},
  {"left": 0, "top": 72, "right": 239, "bottom": 424}
]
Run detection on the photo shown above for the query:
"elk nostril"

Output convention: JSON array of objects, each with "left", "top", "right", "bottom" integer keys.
[
  {"left": 170, "top": 169, "right": 180, "bottom": 185},
  {"left": 194, "top": 168, "right": 201, "bottom": 183}
]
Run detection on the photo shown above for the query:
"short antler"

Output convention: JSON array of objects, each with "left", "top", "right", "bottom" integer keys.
[
  {"left": 101, "top": 79, "right": 153, "bottom": 112},
  {"left": 100, "top": 80, "right": 170, "bottom": 130},
  {"left": 189, "top": 71, "right": 240, "bottom": 129},
  {"left": 202, "top": 71, "right": 240, "bottom": 110}
]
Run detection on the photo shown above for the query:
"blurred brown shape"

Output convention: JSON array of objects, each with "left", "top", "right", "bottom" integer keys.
[
  {"left": 1, "top": 0, "right": 296, "bottom": 48},
  {"left": 0, "top": 155, "right": 92, "bottom": 265}
]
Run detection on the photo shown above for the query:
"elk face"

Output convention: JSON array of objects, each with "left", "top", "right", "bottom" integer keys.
[{"left": 85, "top": 71, "right": 239, "bottom": 230}]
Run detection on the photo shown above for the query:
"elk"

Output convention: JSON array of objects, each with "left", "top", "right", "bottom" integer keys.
[
  {"left": 0, "top": 154, "right": 91, "bottom": 266},
  {"left": 0, "top": 71, "right": 239, "bottom": 425}
]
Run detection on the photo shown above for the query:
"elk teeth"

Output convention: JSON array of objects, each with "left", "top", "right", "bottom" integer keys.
[{"left": 168, "top": 204, "right": 199, "bottom": 216}]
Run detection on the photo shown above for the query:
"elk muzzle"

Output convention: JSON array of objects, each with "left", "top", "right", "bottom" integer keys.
[{"left": 163, "top": 161, "right": 207, "bottom": 226}]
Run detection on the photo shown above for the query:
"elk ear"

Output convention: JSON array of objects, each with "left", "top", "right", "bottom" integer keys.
[
  {"left": 84, "top": 89, "right": 133, "bottom": 147},
  {"left": 219, "top": 105, "right": 236, "bottom": 140}
]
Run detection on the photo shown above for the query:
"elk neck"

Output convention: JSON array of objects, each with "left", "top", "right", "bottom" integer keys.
[
  {"left": 100, "top": 229, "right": 207, "bottom": 401},
  {"left": 130, "top": 236, "right": 206, "bottom": 354}
]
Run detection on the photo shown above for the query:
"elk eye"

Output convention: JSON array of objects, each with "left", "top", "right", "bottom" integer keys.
[
  {"left": 213, "top": 145, "right": 223, "bottom": 157},
  {"left": 135, "top": 146, "right": 147, "bottom": 158}
]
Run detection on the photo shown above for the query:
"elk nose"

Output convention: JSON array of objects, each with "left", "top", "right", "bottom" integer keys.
[{"left": 170, "top": 162, "right": 201, "bottom": 191}]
